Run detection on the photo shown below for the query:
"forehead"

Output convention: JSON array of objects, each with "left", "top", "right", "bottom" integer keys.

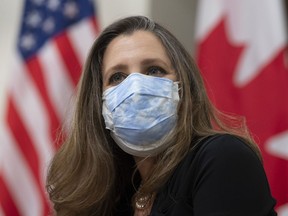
[
  {"left": 107, "top": 30, "right": 165, "bottom": 51},
  {"left": 102, "top": 30, "right": 170, "bottom": 66}
]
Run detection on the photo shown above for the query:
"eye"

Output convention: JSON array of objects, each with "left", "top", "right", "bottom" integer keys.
[
  {"left": 146, "top": 66, "right": 167, "bottom": 77},
  {"left": 108, "top": 72, "right": 127, "bottom": 85}
]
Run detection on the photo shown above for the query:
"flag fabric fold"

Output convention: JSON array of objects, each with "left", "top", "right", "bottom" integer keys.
[
  {"left": 0, "top": 0, "right": 98, "bottom": 215},
  {"left": 195, "top": 0, "right": 288, "bottom": 214}
]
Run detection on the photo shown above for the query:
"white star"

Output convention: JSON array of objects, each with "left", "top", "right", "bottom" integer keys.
[
  {"left": 47, "top": 0, "right": 60, "bottom": 11},
  {"left": 26, "top": 11, "right": 42, "bottom": 28},
  {"left": 43, "top": 17, "right": 55, "bottom": 33},
  {"left": 63, "top": 2, "right": 78, "bottom": 19},
  {"left": 20, "top": 34, "right": 36, "bottom": 50}
]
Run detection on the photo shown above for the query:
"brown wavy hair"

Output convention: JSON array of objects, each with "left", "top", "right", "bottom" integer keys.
[{"left": 46, "top": 16, "right": 261, "bottom": 215}]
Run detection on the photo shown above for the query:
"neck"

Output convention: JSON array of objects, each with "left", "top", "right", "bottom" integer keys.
[{"left": 134, "top": 156, "right": 155, "bottom": 181}]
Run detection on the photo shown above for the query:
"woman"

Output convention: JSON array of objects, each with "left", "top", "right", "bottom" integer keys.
[{"left": 47, "top": 16, "right": 277, "bottom": 216}]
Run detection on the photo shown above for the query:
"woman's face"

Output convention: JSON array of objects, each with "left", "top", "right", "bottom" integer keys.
[{"left": 102, "top": 30, "right": 177, "bottom": 91}]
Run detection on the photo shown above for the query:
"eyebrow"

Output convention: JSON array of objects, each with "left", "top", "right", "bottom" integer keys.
[
  {"left": 106, "top": 58, "right": 170, "bottom": 71},
  {"left": 106, "top": 64, "right": 128, "bottom": 74},
  {"left": 140, "top": 58, "right": 171, "bottom": 68}
]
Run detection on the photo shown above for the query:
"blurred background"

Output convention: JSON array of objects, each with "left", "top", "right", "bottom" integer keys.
[{"left": 0, "top": 0, "right": 287, "bottom": 215}]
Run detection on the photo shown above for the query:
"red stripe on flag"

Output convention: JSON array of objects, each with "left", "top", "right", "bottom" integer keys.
[
  {"left": 6, "top": 98, "right": 51, "bottom": 215},
  {"left": 7, "top": 99, "right": 40, "bottom": 180},
  {"left": 90, "top": 16, "right": 100, "bottom": 34},
  {"left": 54, "top": 32, "right": 82, "bottom": 86},
  {"left": 0, "top": 176, "right": 21, "bottom": 216},
  {"left": 25, "top": 57, "right": 61, "bottom": 148}
]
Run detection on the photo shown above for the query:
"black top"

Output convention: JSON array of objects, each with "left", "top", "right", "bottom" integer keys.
[{"left": 117, "top": 134, "right": 277, "bottom": 216}]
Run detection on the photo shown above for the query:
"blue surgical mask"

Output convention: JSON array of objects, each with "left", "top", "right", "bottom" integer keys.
[{"left": 102, "top": 73, "right": 179, "bottom": 157}]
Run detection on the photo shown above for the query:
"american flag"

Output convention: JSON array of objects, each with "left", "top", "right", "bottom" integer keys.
[
  {"left": 195, "top": 0, "right": 288, "bottom": 214},
  {"left": 0, "top": 0, "right": 98, "bottom": 215}
]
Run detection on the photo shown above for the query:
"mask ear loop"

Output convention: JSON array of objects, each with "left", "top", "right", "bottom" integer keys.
[
  {"left": 173, "top": 81, "right": 181, "bottom": 100},
  {"left": 173, "top": 82, "right": 182, "bottom": 118}
]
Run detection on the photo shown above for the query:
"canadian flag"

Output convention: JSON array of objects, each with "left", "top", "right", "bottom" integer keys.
[{"left": 195, "top": 0, "right": 288, "bottom": 214}]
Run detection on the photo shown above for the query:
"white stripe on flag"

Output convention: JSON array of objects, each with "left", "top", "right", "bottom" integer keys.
[
  {"left": 68, "top": 18, "right": 96, "bottom": 64},
  {"left": 11, "top": 56, "right": 54, "bottom": 181},
  {"left": 39, "top": 41, "right": 75, "bottom": 122},
  {"left": 0, "top": 125, "right": 43, "bottom": 216}
]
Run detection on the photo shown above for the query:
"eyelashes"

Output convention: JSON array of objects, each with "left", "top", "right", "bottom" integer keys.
[
  {"left": 108, "top": 72, "right": 127, "bottom": 86},
  {"left": 146, "top": 66, "right": 168, "bottom": 76},
  {"left": 107, "top": 66, "right": 168, "bottom": 86}
]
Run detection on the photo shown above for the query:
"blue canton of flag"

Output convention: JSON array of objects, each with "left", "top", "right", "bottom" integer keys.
[{"left": 18, "top": 0, "right": 95, "bottom": 59}]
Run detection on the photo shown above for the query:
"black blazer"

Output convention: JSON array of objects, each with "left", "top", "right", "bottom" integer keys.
[{"left": 117, "top": 134, "right": 277, "bottom": 216}]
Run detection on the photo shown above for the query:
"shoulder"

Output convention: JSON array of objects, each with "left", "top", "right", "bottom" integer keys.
[
  {"left": 191, "top": 134, "right": 260, "bottom": 166},
  {"left": 180, "top": 134, "right": 270, "bottom": 197},
  {"left": 172, "top": 134, "right": 265, "bottom": 194},
  {"left": 154, "top": 134, "right": 277, "bottom": 215},
  {"left": 197, "top": 134, "right": 254, "bottom": 153},
  {"left": 167, "top": 134, "right": 262, "bottom": 189}
]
